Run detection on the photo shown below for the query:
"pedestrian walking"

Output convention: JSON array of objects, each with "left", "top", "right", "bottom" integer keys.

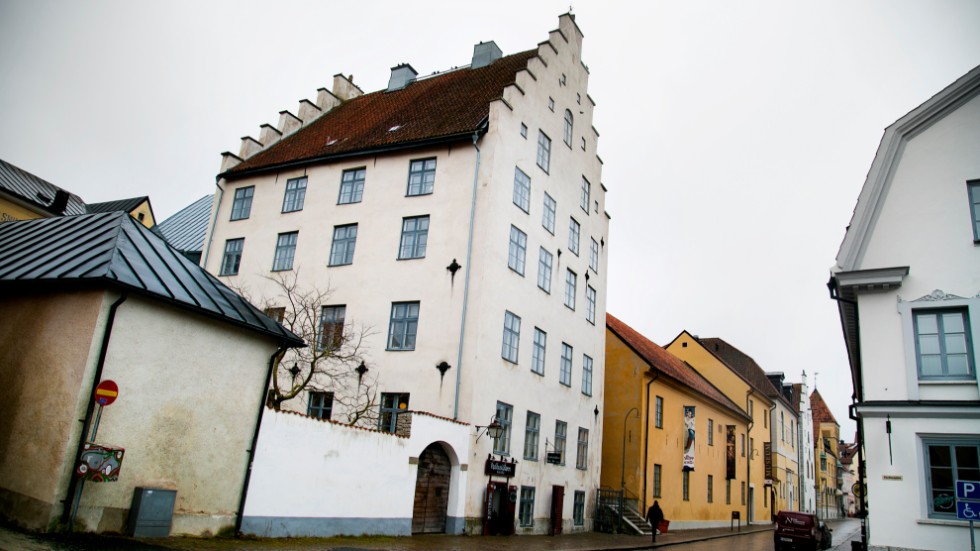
[{"left": 646, "top": 500, "right": 664, "bottom": 543}]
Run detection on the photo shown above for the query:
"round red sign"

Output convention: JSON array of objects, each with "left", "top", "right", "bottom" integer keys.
[{"left": 94, "top": 380, "right": 119, "bottom": 406}]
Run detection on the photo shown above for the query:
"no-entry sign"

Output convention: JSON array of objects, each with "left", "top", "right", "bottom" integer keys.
[{"left": 94, "top": 380, "right": 118, "bottom": 406}]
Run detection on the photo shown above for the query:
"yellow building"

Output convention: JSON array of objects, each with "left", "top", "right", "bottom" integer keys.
[
  {"left": 0, "top": 158, "right": 86, "bottom": 222},
  {"left": 603, "top": 315, "right": 752, "bottom": 530},
  {"left": 665, "top": 332, "right": 776, "bottom": 524},
  {"left": 811, "top": 389, "right": 842, "bottom": 519}
]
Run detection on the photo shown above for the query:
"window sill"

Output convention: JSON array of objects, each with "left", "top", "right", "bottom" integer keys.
[
  {"left": 918, "top": 379, "right": 977, "bottom": 385},
  {"left": 917, "top": 517, "right": 976, "bottom": 527}
]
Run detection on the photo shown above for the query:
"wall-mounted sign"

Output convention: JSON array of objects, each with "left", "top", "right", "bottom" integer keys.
[
  {"left": 485, "top": 458, "right": 516, "bottom": 477},
  {"left": 683, "top": 406, "right": 695, "bottom": 471},
  {"left": 76, "top": 442, "right": 124, "bottom": 482},
  {"left": 763, "top": 441, "right": 773, "bottom": 480},
  {"left": 546, "top": 452, "right": 562, "bottom": 465},
  {"left": 882, "top": 474, "right": 903, "bottom": 481}
]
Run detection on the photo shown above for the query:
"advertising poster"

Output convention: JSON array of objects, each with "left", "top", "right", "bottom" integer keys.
[{"left": 683, "top": 405, "right": 695, "bottom": 471}]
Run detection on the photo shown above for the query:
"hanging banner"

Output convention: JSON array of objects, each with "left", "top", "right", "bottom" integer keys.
[
  {"left": 726, "top": 425, "right": 736, "bottom": 479},
  {"left": 683, "top": 405, "right": 695, "bottom": 471},
  {"left": 764, "top": 441, "right": 773, "bottom": 482}
]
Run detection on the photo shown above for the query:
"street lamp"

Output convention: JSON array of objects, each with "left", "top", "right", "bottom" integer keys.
[{"left": 475, "top": 417, "right": 504, "bottom": 443}]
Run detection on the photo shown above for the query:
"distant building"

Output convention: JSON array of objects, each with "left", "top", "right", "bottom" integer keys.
[
  {"left": 839, "top": 441, "right": 859, "bottom": 517},
  {"left": 87, "top": 196, "right": 156, "bottom": 228},
  {"left": 156, "top": 194, "right": 214, "bottom": 264},
  {"left": 829, "top": 64, "right": 980, "bottom": 551},
  {"left": 790, "top": 374, "right": 817, "bottom": 513},
  {"left": 0, "top": 158, "right": 85, "bottom": 221},
  {"left": 810, "top": 389, "right": 842, "bottom": 519}
]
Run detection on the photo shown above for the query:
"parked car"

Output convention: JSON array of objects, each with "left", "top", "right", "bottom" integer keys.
[{"left": 774, "top": 510, "right": 832, "bottom": 551}]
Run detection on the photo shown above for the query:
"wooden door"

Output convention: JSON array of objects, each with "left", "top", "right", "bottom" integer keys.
[{"left": 412, "top": 443, "right": 451, "bottom": 534}]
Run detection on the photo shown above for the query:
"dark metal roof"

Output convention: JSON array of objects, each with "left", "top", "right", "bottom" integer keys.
[
  {"left": 0, "top": 211, "right": 303, "bottom": 346},
  {"left": 156, "top": 195, "right": 213, "bottom": 253},
  {"left": 0, "top": 158, "right": 87, "bottom": 216},
  {"left": 87, "top": 196, "right": 150, "bottom": 215}
]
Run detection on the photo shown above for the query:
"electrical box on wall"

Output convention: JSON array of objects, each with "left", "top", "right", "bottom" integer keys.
[{"left": 126, "top": 487, "right": 176, "bottom": 537}]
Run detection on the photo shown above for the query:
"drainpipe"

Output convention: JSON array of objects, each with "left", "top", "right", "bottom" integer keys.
[
  {"left": 768, "top": 401, "right": 776, "bottom": 521},
  {"left": 746, "top": 390, "right": 754, "bottom": 524},
  {"left": 236, "top": 343, "right": 288, "bottom": 534},
  {"left": 201, "top": 175, "right": 225, "bottom": 269},
  {"left": 453, "top": 131, "right": 482, "bottom": 420},
  {"left": 641, "top": 371, "right": 659, "bottom": 513},
  {"left": 62, "top": 291, "right": 128, "bottom": 525}
]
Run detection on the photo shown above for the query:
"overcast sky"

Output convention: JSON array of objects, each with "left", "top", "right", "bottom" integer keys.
[{"left": 2, "top": 0, "right": 979, "bottom": 437}]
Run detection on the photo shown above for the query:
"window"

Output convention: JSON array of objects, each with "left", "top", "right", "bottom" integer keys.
[
  {"left": 764, "top": 488, "right": 768, "bottom": 507},
  {"left": 653, "top": 464, "right": 662, "bottom": 497},
  {"left": 749, "top": 399, "right": 754, "bottom": 418},
  {"left": 655, "top": 396, "right": 663, "bottom": 428},
  {"left": 969, "top": 181, "right": 980, "bottom": 241},
  {"left": 513, "top": 167, "right": 531, "bottom": 213},
  {"left": 924, "top": 439, "right": 980, "bottom": 518},
  {"left": 586, "top": 286, "right": 596, "bottom": 325},
  {"left": 781, "top": 412, "right": 785, "bottom": 442},
  {"left": 272, "top": 232, "right": 298, "bottom": 271},
  {"left": 741, "top": 433, "right": 746, "bottom": 457},
  {"left": 560, "top": 343, "right": 573, "bottom": 386},
  {"left": 576, "top": 427, "right": 588, "bottom": 470},
  {"left": 398, "top": 216, "right": 429, "bottom": 259},
  {"left": 519, "top": 486, "right": 535, "bottom": 527},
  {"left": 589, "top": 238, "right": 599, "bottom": 273},
  {"left": 564, "top": 269, "right": 577, "bottom": 310},
  {"left": 547, "top": 97, "right": 555, "bottom": 111},
  {"left": 387, "top": 301, "right": 419, "bottom": 350},
  {"left": 563, "top": 109, "right": 573, "bottom": 147},
  {"left": 407, "top": 158, "right": 436, "bottom": 195},
  {"left": 307, "top": 391, "right": 333, "bottom": 420},
  {"left": 264, "top": 307, "right": 285, "bottom": 323},
  {"left": 328, "top": 224, "right": 357, "bottom": 266},
  {"left": 708, "top": 474, "right": 714, "bottom": 503},
  {"left": 532, "top": 328, "right": 546, "bottom": 375},
  {"left": 524, "top": 411, "right": 540, "bottom": 460},
  {"left": 581, "top": 136, "right": 586, "bottom": 150},
  {"left": 338, "top": 168, "right": 365, "bottom": 204},
  {"left": 220, "top": 238, "right": 244, "bottom": 276},
  {"left": 764, "top": 411, "right": 768, "bottom": 428},
  {"left": 568, "top": 218, "right": 580, "bottom": 255},
  {"left": 281, "top": 177, "right": 307, "bottom": 212},
  {"left": 230, "top": 186, "right": 254, "bottom": 220},
  {"left": 820, "top": 455, "right": 827, "bottom": 471},
  {"left": 542, "top": 193, "right": 556, "bottom": 234},
  {"left": 682, "top": 470, "right": 690, "bottom": 501},
  {"left": 726, "top": 479, "right": 732, "bottom": 504},
  {"left": 502, "top": 311, "right": 521, "bottom": 363},
  {"left": 708, "top": 419, "right": 714, "bottom": 445},
  {"left": 318, "top": 305, "right": 345, "bottom": 352},
  {"left": 520, "top": 123, "right": 528, "bottom": 138},
  {"left": 741, "top": 481, "right": 746, "bottom": 505},
  {"left": 580, "top": 177, "right": 590, "bottom": 213},
  {"left": 508, "top": 226, "right": 527, "bottom": 275},
  {"left": 495, "top": 401, "right": 513, "bottom": 455},
  {"left": 379, "top": 392, "right": 409, "bottom": 432},
  {"left": 537, "top": 248, "right": 553, "bottom": 293},
  {"left": 581, "top": 354, "right": 593, "bottom": 396},
  {"left": 555, "top": 421, "right": 567, "bottom": 465},
  {"left": 573, "top": 491, "right": 585, "bottom": 525},
  {"left": 914, "top": 309, "right": 975, "bottom": 380},
  {"left": 536, "top": 131, "right": 551, "bottom": 173}
]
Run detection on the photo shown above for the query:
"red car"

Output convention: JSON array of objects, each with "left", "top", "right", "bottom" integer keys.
[{"left": 774, "top": 510, "right": 832, "bottom": 551}]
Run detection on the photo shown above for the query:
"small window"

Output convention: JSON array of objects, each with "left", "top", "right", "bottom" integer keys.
[
  {"left": 519, "top": 486, "right": 536, "bottom": 527},
  {"left": 379, "top": 392, "right": 409, "bottom": 433},
  {"left": 387, "top": 301, "right": 419, "bottom": 350},
  {"left": 328, "top": 224, "right": 357, "bottom": 266},
  {"left": 520, "top": 123, "right": 528, "bottom": 138},
  {"left": 653, "top": 464, "right": 662, "bottom": 497},
  {"left": 683, "top": 470, "right": 690, "bottom": 501},
  {"left": 272, "top": 232, "right": 298, "bottom": 271},
  {"left": 537, "top": 247, "right": 553, "bottom": 294},
  {"left": 495, "top": 401, "right": 513, "bottom": 455},
  {"left": 407, "top": 158, "right": 436, "bottom": 196},
  {"left": 537, "top": 131, "right": 551, "bottom": 173},
  {"left": 581, "top": 136, "right": 586, "bottom": 151},
  {"left": 655, "top": 396, "right": 664, "bottom": 428},
  {"left": 580, "top": 177, "right": 591, "bottom": 214},
  {"left": 969, "top": 180, "right": 980, "bottom": 241},
  {"left": 318, "top": 305, "right": 345, "bottom": 352},
  {"left": 531, "top": 328, "right": 546, "bottom": 375},
  {"left": 263, "top": 307, "right": 285, "bottom": 323},
  {"left": 513, "top": 167, "right": 531, "bottom": 213},
  {"left": 573, "top": 491, "right": 585, "bottom": 525},
  {"left": 576, "top": 92, "right": 581, "bottom": 104},
  {"left": 339, "top": 168, "right": 366, "bottom": 204},
  {"left": 398, "top": 216, "right": 429, "bottom": 259},
  {"left": 741, "top": 481, "right": 746, "bottom": 505},
  {"left": 282, "top": 177, "right": 307, "bottom": 213},
  {"left": 563, "top": 110, "right": 573, "bottom": 147},
  {"left": 508, "top": 226, "right": 527, "bottom": 275},
  {"left": 220, "top": 238, "right": 244, "bottom": 276},
  {"left": 568, "top": 218, "right": 580, "bottom": 255},
  {"left": 547, "top": 97, "right": 555, "bottom": 112},
  {"left": 581, "top": 354, "right": 593, "bottom": 396},
  {"left": 564, "top": 269, "right": 577, "bottom": 310},
  {"left": 707, "top": 474, "right": 714, "bottom": 503},
  {"left": 589, "top": 238, "right": 599, "bottom": 273},
  {"left": 585, "top": 286, "right": 596, "bottom": 325},
  {"left": 542, "top": 193, "right": 556, "bottom": 234},
  {"left": 307, "top": 391, "right": 333, "bottom": 420},
  {"left": 502, "top": 311, "right": 521, "bottom": 363},
  {"left": 726, "top": 479, "right": 732, "bottom": 505},
  {"left": 555, "top": 421, "right": 567, "bottom": 465},
  {"left": 560, "top": 73, "right": 567, "bottom": 86},
  {"left": 230, "top": 186, "right": 254, "bottom": 221},
  {"left": 708, "top": 419, "right": 714, "bottom": 446},
  {"left": 576, "top": 427, "right": 588, "bottom": 470},
  {"left": 914, "top": 308, "right": 975, "bottom": 380},
  {"left": 523, "top": 411, "right": 540, "bottom": 461},
  {"left": 560, "top": 343, "right": 573, "bottom": 386}
]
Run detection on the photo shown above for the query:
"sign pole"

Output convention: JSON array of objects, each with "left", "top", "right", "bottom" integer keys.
[{"left": 970, "top": 519, "right": 975, "bottom": 551}]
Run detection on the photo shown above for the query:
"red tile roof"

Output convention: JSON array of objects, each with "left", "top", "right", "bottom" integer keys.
[
  {"left": 225, "top": 49, "right": 539, "bottom": 177},
  {"left": 607, "top": 313, "right": 749, "bottom": 421},
  {"left": 810, "top": 388, "right": 838, "bottom": 427}
]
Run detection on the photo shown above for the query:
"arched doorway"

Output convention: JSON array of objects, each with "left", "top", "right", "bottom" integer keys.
[{"left": 412, "top": 443, "right": 451, "bottom": 534}]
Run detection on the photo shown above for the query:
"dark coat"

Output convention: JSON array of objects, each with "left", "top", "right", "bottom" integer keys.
[{"left": 646, "top": 502, "right": 664, "bottom": 525}]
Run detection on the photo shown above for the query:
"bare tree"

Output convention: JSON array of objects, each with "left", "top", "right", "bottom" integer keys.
[{"left": 237, "top": 272, "right": 379, "bottom": 426}]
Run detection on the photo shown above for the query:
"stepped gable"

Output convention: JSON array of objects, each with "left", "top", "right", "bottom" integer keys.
[{"left": 225, "top": 49, "right": 538, "bottom": 177}]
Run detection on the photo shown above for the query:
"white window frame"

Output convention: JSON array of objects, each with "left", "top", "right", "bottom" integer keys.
[
  {"left": 502, "top": 311, "right": 521, "bottom": 363},
  {"left": 564, "top": 269, "right": 577, "bottom": 310},
  {"left": 568, "top": 217, "right": 580, "bottom": 256},
  {"left": 542, "top": 193, "right": 556, "bottom": 234},
  {"left": 536, "top": 131, "right": 551, "bottom": 173},
  {"left": 508, "top": 225, "right": 527, "bottom": 275},
  {"left": 589, "top": 238, "right": 599, "bottom": 273},
  {"left": 586, "top": 285, "right": 596, "bottom": 325},
  {"left": 537, "top": 247, "right": 553, "bottom": 293},
  {"left": 563, "top": 109, "right": 573, "bottom": 147},
  {"left": 513, "top": 167, "right": 531, "bottom": 213},
  {"left": 580, "top": 177, "right": 590, "bottom": 214},
  {"left": 531, "top": 327, "right": 546, "bottom": 375},
  {"left": 581, "top": 354, "right": 593, "bottom": 396},
  {"left": 560, "top": 343, "right": 573, "bottom": 386}
]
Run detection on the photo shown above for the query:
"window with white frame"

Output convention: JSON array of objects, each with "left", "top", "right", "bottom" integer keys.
[
  {"left": 387, "top": 301, "right": 419, "bottom": 350},
  {"left": 532, "top": 328, "right": 546, "bottom": 375},
  {"left": 582, "top": 354, "right": 593, "bottom": 396},
  {"left": 519, "top": 486, "right": 535, "bottom": 527},
  {"left": 536, "top": 131, "right": 551, "bottom": 173},
  {"left": 969, "top": 180, "right": 980, "bottom": 241},
  {"left": 282, "top": 177, "right": 307, "bottom": 213},
  {"left": 318, "top": 305, "right": 345, "bottom": 352},
  {"left": 230, "top": 186, "right": 254, "bottom": 220},
  {"left": 573, "top": 490, "right": 585, "bottom": 525},
  {"left": 407, "top": 158, "right": 436, "bottom": 196},
  {"left": 307, "top": 391, "right": 333, "bottom": 420},
  {"left": 580, "top": 177, "right": 590, "bottom": 213},
  {"left": 495, "top": 401, "right": 513, "bottom": 455},
  {"left": 513, "top": 167, "right": 531, "bottom": 213},
  {"left": 563, "top": 109, "right": 573, "bottom": 147},
  {"left": 338, "top": 168, "right": 366, "bottom": 204},
  {"left": 542, "top": 193, "right": 556, "bottom": 234},
  {"left": 586, "top": 286, "right": 596, "bottom": 325},
  {"left": 272, "top": 232, "right": 298, "bottom": 271},
  {"left": 398, "top": 216, "right": 429, "bottom": 259},
  {"left": 568, "top": 217, "right": 580, "bottom": 255},
  {"left": 589, "top": 238, "right": 599, "bottom": 273},
  {"left": 555, "top": 420, "right": 567, "bottom": 465},
  {"left": 576, "top": 427, "right": 589, "bottom": 470},
  {"left": 220, "top": 238, "right": 244, "bottom": 276},
  {"left": 524, "top": 411, "right": 540, "bottom": 460},
  {"left": 502, "top": 311, "right": 521, "bottom": 363},
  {"left": 564, "top": 269, "right": 577, "bottom": 310},
  {"left": 560, "top": 343, "right": 573, "bottom": 386},
  {"left": 328, "top": 224, "right": 357, "bottom": 266},
  {"left": 537, "top": 247, "right": 553, "bottom": 293},
  {"left": 924, "top": 438, "right": 979, "bottom": 518},
  {"left": 914, "top": 308, "right": 975, "bottom": 380},
  {"left": 508, "top": 225, "right": 527, "bottom": 275}
]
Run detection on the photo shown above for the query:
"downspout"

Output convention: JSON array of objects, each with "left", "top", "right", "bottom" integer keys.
[
  {"left": 641, "top": 371, "right": 659, "bottom": 513},
  {"left": 201, "top": 175, "right": 225, "bottom": 269},
  {"left": 453, "top": 131, "right": 482, "bottom": 420},
  {"left": 236, "top": 343, "right": 288, "bottom": 534},
  {"left": 746, "top": 390, "right": 754, "bottom": 524},
  {"left": 62, "top": 291, "right": 128, "bottom": 524},
  {"left": 768, "top": 401, "right": 776, "bottom": 521}
]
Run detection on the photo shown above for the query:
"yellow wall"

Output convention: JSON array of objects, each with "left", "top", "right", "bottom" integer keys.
[
  {"left": 128, "top": 201, "right": 155, "bottom": 228},
  {"left": 815, "top": 423, "right": 841, "bottom": 517},
  {"left": 0, "top": 197, "right": 45, "bottom": 222}
]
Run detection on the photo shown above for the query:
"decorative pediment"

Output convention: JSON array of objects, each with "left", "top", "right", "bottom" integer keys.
[{"left": 910, "top": 289, "right": 967, "bottom": 302}]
